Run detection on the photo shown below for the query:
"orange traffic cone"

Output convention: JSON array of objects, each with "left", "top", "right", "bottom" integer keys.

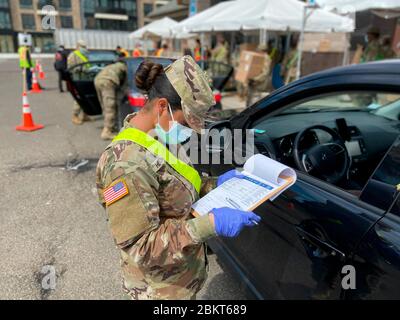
[
  {"left": 16, "top": 92, "right": 44, "bottom": 132},
  {"left": 38, "top": 61, "right": 45, "bottom": 80},
  {"left": 31, "top": 69, "right": 42, "bottom": 93}
]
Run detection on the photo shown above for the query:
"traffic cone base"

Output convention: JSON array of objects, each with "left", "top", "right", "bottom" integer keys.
[
  {"left": 16, "top": 93, "right": 44, "bottom": 132},
  {"left": 31, "top": 84, "right": 42, "bottom": 93},
  {"left": 31, "top": 69, "right": 42, "bottom": 93},
  {"left": 37, "top": 60, "right": 46, "bottom": 80},
  {"left": 16, "top": 123, "right": 44, "bottom": 132}
]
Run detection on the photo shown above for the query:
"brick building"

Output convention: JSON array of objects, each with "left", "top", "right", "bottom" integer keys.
[{"left": 0, "top": 0, "right": 158, "bottom": 53}]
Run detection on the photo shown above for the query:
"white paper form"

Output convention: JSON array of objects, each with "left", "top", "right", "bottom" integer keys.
[
  {"left": 192, "top": 154, "right": 297, "bottom": 216},
  {"left": 192, "top": 173, "right": 279, "bottom": 216}
]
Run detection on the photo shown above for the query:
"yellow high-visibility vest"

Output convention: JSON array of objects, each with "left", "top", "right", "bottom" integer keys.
[
  {"left": 113, "top": 128, "right": 202, "bottom": 193},
  {"left": 19, "top": 46, "right": 32, "bottom": 69},
  {"left": 73, "top": 50, "right": 91, "bottom": 67}
]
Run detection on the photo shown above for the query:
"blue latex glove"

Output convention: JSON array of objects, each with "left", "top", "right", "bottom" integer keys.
[
  {"left": 217, "top": 169, "right": 245, "bottom": 187},
  {"left": 212, "top": 207, "right": 261, "bottom": 238}
]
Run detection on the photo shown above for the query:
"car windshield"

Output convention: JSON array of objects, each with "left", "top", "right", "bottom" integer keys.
[
  {"left": 88, "top": 51, "right": 118, "bottom": 62},
  {"left": 280, "top": 93, "right": 400, "bottom": 121}
]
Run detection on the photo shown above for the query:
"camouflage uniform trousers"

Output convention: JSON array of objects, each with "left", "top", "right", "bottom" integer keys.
[
  {"left": 72, "top": 101, "right": 84, "bottom": 118},
  {"left": 95, "top": 79, "right": 118, "bottom": 131},
  {"left": 121, "top": 275, "right": 197, "bottom": 300}
]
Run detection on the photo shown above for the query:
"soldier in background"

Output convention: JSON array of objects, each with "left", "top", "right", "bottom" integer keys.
[
  {"left": 381, "top": 35, "right": 396, "bottom": 59},
  {"left": 361, "top": 26, "right": 384, "bottom": 63},
  {"left": 160, "top": 43, "right": 170, "bottom": 57},
  {"left": 238, "top": 44, "right": 273, "bottom": 106},
  {"left": 94, "top": 60, "right": 128, "bottom": 140},
  {"left": 211, "top": 35, "right": 229, "bottom": 64},
  {"left": 67, "top": 40, "right": 91, "bottom": 125},
  {"left": 96, "top": 56, "right": 260, "bottom": 300},
  {"left": 282, "top": 39, "right": 298, "bottom": 84}
]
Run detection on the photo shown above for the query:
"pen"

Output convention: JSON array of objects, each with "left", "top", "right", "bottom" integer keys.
[
  {"left": 226, "top": 197, "right": 259, "bottom": 225},
  {"left": 225, "top": 197, "right": 241, "bottom": 209}
]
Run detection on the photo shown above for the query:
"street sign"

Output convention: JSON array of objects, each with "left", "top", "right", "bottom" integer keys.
[{"left": 18, "top": 33, "right": 32, "bottom": 46}]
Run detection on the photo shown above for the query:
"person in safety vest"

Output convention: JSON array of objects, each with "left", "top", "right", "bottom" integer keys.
[
  {"left": 67, "top": 40, "right": 91, "bottom": 125},
  {"left": 94, "top": 60, "right": 128, "bottom": 140},
  {"left": 19, "top": 44, "right": 35, "bottom": 91},
  {"left": 132, "top": 43, "right": 143, "bottom": 57},
  {"left": 193, "top": 39, "right": 202, "bottom": 62},
  {"left": 361, "top": 26, "right": 384, "bottom": 63},
  {"left": 95, "top": 56, "right": 261, "bottom": 300},
  {"left": 116, "top": 46, "right": 129, "bottom": 58},
  {"left": 211, "top": 35, "right": 229, "bottom": 64}
]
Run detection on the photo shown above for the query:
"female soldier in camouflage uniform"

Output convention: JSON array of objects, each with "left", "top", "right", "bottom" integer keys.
[{"left": 96, "top": 56, "right": 260, "bottom": 300}]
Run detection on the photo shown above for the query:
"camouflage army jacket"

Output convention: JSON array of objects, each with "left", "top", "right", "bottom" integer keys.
[
  {"left": 96, "top": 114, "right": 217, "bottom": 300},
  {"left": 67, "top": 50, "right": 89, "bottom": 72},
  {"left": 361, "top": 39, "right": 383, "bottom": 63},
  {"left": 95, "top": 61, "right": 127, "bottom": 87}
]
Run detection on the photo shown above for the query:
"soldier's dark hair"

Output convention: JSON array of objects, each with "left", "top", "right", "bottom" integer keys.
[{"left": 135, "top": 60, "right": 181, "bottom": 111}]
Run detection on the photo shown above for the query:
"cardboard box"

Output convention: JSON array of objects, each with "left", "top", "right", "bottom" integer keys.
[
  {"left": 302, "top": 33, "right": 348, "bottom": 53},
  {"left": 239, "top": 43, "right": 258, "bottom": 52},
  {"left": 235, "top": 50, "right": 267, "bottom": 83}
]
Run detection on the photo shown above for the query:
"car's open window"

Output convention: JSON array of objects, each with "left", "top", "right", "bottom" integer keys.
[
  {"left": 68, "top": 61, "right": 114, "bottom": 82},
  {"left": 250, "top": 91, "right": 400, "bottom": 199},
  {"left": 360, "top": 136, "right": 400, "bottom": 214}
]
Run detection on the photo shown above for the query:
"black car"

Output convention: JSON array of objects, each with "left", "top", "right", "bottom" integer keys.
[
  {"left": 66, "top": 57, "right": 223, "bottom": 128},
  {"left": 87, "top": 50, "right": 119, "bottom": 62},
  {"left": 200, "top": 60, "right": 400, "bottom": 300}
]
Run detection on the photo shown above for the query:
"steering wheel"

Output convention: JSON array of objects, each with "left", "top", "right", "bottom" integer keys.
[{"left": 293, "top": 125, "right": 350, "bottom": 184}]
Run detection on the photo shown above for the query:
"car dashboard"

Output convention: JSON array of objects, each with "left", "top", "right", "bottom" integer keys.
[{"left": 253, "top": 111, "right": 400, "bottom": 186}]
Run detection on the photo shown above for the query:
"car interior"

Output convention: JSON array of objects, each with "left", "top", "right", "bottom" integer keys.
[{"left": 250, "top": 91, "right": 400, "bottom": 193}]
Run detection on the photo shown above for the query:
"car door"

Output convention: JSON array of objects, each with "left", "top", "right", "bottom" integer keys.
[
  {"left": 346, "top": 135, "right": 400, "bottom": 299},
  {"left": 65, "top": 60, "right": 114, "bottom": 116},
  {"left": 206, "top": 79, "right": 400, "bottom": 299}
]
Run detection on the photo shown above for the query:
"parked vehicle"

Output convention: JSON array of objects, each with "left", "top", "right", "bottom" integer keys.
[
  {"left": 87, "top": 50, "right": 119, "bottom": 62},
  {"left": 200, "top": 60, "right": 400, "bottom": 299},
  {"left": 66, "top": 57, "right": 223, "bottom": 128}
]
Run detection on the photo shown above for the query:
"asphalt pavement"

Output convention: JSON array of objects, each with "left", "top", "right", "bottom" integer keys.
[{"left": 0, "top": 58, "right": 247, "bottom": 300}]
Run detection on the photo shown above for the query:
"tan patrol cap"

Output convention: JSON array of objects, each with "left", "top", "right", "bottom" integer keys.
[
  {"left": 164, "top": 55, "right": 215, "bottom": 133},
  {"left": 77, "top": 40, "right": 87, "bottom": 48}
]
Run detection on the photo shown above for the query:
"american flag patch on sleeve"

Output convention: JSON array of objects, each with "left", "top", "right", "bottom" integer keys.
[{"left": 104, "top": 179, "right": 129, "bottom": 206}]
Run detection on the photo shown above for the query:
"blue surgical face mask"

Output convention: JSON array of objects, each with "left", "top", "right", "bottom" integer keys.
[
  {"left": 80, "top": 47, "right": 89, "bottom": 55},
  {"left": 155, "top": 104, "right": 194, "bottom": 145}
]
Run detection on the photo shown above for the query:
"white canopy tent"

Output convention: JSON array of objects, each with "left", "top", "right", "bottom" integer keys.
[
  {"left": 172, "top": 1, "right": 235, "bottom": 35},
  {"left": 129, "top": 17, "right": 179, "bottom": 39},
  {"left": 316, "top": 0, "right": 400, "bottom": 14},
  {"left": 173, "top": 0, "right": 354, "bottom": 33},
  {"left": 172, "top": 0, "right": 355, "bottom": 80}
]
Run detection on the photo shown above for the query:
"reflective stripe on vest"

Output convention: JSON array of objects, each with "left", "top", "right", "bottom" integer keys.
[
  {"left": 73, "top": 50, "right": 90, "bottom": 66},
  {"left": 113, "top": 128, "right": 202, "bottom": 193}
]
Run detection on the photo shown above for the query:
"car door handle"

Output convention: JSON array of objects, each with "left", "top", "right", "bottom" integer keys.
[{"left": 295, "top": 226, "right": 346, "bottom": 261}]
